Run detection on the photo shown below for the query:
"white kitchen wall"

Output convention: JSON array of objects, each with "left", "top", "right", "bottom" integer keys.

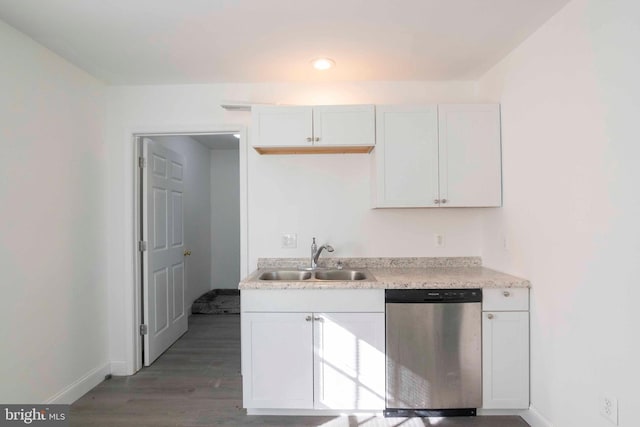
[
  {"left": 0, "top": 20, "right": 108, "bottom": 402},
  {"left": 249, "top": 151, "right": 484, "bottom": 265},
  {"left": 210, "top": 146, "right": 241, "bottom": 289},
  {"left": 105, "top": 80, "right": 484, "bottom": 372},
  {"left": 476, "top": 1, "right": 640, "bottom": 426},
  {"left": 152, "top": 135, "right": 212, "bottom": 307}
]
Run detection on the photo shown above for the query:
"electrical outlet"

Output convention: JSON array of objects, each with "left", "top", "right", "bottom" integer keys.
[
  {"left": 434, "top": 233, "right": 445, "bottom": 248},
  {"left": 600, "top": 395, "right": 618, "bottom": 425},
  {"left": 281, "top": 233, "right": 297, "bottom": 249}
]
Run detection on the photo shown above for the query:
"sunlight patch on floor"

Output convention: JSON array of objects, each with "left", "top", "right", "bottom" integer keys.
[{"left": 318, "top": 415, "right": 446, "bottom": 427}]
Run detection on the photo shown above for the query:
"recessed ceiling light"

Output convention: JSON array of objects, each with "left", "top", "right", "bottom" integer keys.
[
  {"left": 233, "top": 133, "right": 240, "bottom": 139},
  {"left": 312, "top": 58, "right": 335, "bottom": 71}
]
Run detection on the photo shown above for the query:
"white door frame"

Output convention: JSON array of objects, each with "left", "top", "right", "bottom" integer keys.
[{"left": 128, "top": 124, "right": 248, "bottom": 374}]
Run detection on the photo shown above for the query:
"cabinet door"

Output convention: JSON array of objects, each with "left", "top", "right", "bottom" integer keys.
[
  {"left": 242, "top": 313, "right": 313, "bottom": 409},
  {"left": 313, "top": 105, "right": 375, "bottom": 147},
  {"left": 313, "top": 312, "right": 385, "bottom": 410},
  {"left": 482, "top": 311, "right": 529, "bottom": 409},
  {"left": 252, "top": 105, "right": 313, "bottom": 147},
  {"left": 373, "top": 105, "right": 439, "bottom": 207},
  {"left": 438, "top": 104, "right": 502, "bottom": 207}
]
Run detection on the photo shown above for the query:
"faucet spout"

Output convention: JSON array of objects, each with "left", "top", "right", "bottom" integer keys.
[{"left": 310, "top": 238, "right": 334, "bottom": 269}]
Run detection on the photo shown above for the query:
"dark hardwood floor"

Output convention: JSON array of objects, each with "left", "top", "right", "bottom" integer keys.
[{"left": 71, "top": 315, "right": 529, "bottom": 427}]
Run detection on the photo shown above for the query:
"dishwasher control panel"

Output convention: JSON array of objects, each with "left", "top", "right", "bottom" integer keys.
[{"left": 385, "top": 288, "right": 482, "bottom": 303}]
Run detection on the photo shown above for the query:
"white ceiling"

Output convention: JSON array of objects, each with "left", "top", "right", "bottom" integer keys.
[
  {"left": 191, "top": 134, "right": 239, "bottom": 150},
  {"left": 0, "top": 0, "right": 570, "bottom": 85}
]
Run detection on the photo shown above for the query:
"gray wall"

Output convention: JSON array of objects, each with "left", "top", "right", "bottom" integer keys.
[
  {"left": 153, "top": 135, "right": 212, "bottom": 306},
  {"left": 210, "top": 147, "right": 240, "bottom": 289}
]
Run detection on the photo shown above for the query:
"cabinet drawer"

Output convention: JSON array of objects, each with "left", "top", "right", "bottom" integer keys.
[
  {"left": 483, "top": 288, "right": 529, "bottom": 311},
  {"left": 242, "top": 289, "right": 384, "bottom": 312}
]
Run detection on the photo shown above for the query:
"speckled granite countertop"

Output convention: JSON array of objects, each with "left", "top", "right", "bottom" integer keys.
[{"left": 239, "top": 257, "right": 530, "bottom": 290}]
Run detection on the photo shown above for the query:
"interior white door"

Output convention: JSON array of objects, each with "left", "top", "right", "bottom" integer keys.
[{"left": 142, "top": 138, "right": 188, "bottom": 366}]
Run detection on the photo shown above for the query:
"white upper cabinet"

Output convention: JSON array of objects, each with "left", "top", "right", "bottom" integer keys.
[
  {"left": 251, "top": 105, "right": 375, "bottom": 152},
  {"left": 373, "top": 105, "right": 440, "bottom": 207},
  {"left": 251, "top": 106, "right": 313, "bottom": 147},
  {"left": 372, "top": 104, "right": 502, "bottom": 208},
  {"left": 438, "top": 104, "right": 502, "bottom": 207},
  {"left": 313, "top": 105, "right": 375, "bottom": 147}
]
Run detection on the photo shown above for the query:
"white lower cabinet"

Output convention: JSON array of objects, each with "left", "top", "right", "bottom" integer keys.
[
  {"left": 482, "top": 289, "right": 530, "bottom": 409},
  {"left": 242, "top": 312, "right": 314, "bottom": 409},
  {"left": 242, "top": 290, "right": 385, "bottom": 412},
  {"left": 242, "top": 288, "right": 529, "bottom": 413},
  {"left": 314, "top": 313, "right": 385, "bottom": 410}
]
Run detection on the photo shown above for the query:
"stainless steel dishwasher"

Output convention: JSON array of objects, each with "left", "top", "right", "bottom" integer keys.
[{"left": 385, "top": 289, "right": 482, "bottom": 417}]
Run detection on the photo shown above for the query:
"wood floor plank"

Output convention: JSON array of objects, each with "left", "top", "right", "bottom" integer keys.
[{"left": 71, "top": 314, "right": 529, "bottom": 427}]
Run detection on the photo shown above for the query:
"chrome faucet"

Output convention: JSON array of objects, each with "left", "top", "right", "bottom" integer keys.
[{"left": 310, "top": 237, "right": 334, "bottom": 269}]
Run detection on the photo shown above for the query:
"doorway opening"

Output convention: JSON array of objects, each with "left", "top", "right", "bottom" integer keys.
[{"left": 134, "top": 131, "right": 245, "bottom": 370}]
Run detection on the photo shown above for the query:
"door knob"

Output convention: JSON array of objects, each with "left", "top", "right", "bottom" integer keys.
[
  {"left": 433, "top": 199, "right": 440, "bottom": 204},
  {"left": 305, "top": 315, "right": 312, "bottom": 322},
  {"left": 440, "top": 199, "right": 448, "bottom": 204},
  {"left": 306, "top": 137, "right": 313, "bottom": 142},
  {"left": 503, "top": 290, "right": 511, "bottom": 297},
  {"left": 314, "top": 137, "right": 320, "bottom": 142},
  {"left": 487, "top": 313, "right": 494, "bottom": 320},
  {"left": 183, "top": 250, "right": 192, "bottom": 256}
]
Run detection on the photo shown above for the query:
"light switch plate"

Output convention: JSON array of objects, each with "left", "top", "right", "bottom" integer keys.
[{"left": 281, "top": 233, "right": 297, "bottom": 249}]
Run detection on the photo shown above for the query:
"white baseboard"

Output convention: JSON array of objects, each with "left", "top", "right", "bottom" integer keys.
[
  {"left": 248, "top": 407, "right": 551, "bottom": 424},
  {"left": 45, "top": 363, "right": 110, "bottom": 404},
  {"left": 477, "top": 408, "right": 527, "bottom": 416},
  {"left": 109, "top": 360, "right": 130, "bottom": 376},
  {"left": 522, "top": 405, "right": 553, "bottom": 427}
]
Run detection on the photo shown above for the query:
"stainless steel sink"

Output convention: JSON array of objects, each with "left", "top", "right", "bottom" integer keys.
[
  {"left": 258, "top": 271, "right": 312, "bottom": 281},
  {"left": 258, "top": 269, "right": 370, "bottom": 281},
  {"left": 314, "top": 270, "right": 368, "bottom": 281}
]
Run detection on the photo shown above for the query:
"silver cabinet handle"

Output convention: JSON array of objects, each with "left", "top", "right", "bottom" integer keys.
[
  {"left": 487, "top": 313, "right": 494, "bottom": 319},
  {"left": 314, "top": 137, "right": 320, "bottom": 142},
  {"left": 503, "top": 291, "right": 511, "bottom": 297},
  {"left": 305, "top": 315, "right": 312, "bottom": 321},
  {"left": 306, "top": 137, "right": 313, "bottom": 142},
  {"left": 440, "top": 199, "right": 448, "bottom": 204},
  {"left": 313, "top": 316, "right": 322, "bottom": 321},
  {"left": 433, "top": 199, "right": 440, "bottom": 204}
]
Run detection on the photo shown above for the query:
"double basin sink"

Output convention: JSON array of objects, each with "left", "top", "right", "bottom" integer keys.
[{"left": 258, "top": 269, "right": 369, "bottom": 281}]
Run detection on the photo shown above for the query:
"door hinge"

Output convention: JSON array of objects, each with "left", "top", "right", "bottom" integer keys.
[
  {"left": 138, "top": 241, "right": 148, "bottom": 252},
  {"left": 138, "top": 156, "right": 147, "bottom": 168},
  {"left": 139, "top": 324, "right": 148, "bottom": 335}
]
